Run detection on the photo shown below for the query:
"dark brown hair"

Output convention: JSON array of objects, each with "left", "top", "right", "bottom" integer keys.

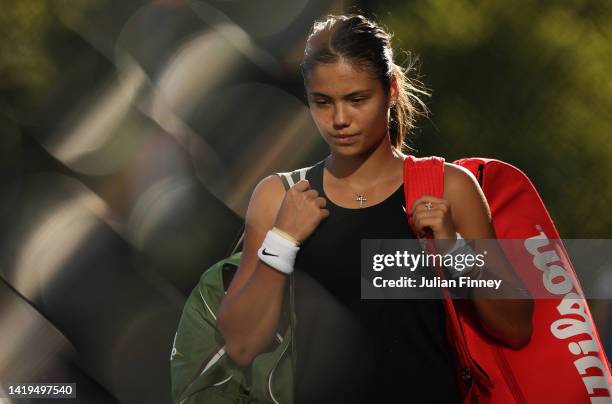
[{"left": 300, "top": 14, "right": 430, "bottom": 152}]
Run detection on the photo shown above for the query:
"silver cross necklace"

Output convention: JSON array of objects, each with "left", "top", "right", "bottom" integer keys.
[
  {"left": 325, "top": 156, "right": 381, "bottom": 209},
  {"left": 345, "top": 179, "right": 380, "bottom": 209},
  {"left": 355, "top": 193, "right": 367, "bottom": 208}
]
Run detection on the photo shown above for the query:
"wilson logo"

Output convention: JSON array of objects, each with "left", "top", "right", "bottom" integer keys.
[{"left": 524, "top": 229, "right": 611, "bottom": 402}]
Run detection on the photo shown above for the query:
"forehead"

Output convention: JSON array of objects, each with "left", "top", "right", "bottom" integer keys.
[{"left": 305, "top": 59, "right": 380, "bottom": 95}]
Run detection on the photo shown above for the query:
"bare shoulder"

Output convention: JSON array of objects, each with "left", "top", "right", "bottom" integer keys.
[
  {"left": 245, "top": 174, "right": 286, "bottom": 228},
  {"left": 443, "top": 162, "right": 480, "bottom": 197},
  {"left": 443, "top": 162, "right": 493, "bottom": 236},
  {"left": 225, "top": 174, "right": 286, "bottom": 297}
]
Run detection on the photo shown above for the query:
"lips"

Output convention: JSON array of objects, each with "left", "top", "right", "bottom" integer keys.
[{"left": 331, "top": 133, "right": 358, "bottom": 144}]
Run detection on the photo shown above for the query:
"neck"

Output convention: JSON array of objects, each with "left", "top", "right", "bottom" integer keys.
[{"left": 326, "top": 135, "right": 404, "bottom": 188}]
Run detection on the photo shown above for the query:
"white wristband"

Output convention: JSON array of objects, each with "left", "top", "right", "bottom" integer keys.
[
  {"left": 444, "top": 233, "right": 479, "bottom": 279},
  {"left": 448, "top": 233, "right": 466, "bottom": 254},
  {"left": 257, "top": 230, "right": 300, "bottom": 275}
]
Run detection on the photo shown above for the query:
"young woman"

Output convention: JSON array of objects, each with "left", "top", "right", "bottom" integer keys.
[{"left": 217, "top": 14, "right": 533, "bottom": 403}]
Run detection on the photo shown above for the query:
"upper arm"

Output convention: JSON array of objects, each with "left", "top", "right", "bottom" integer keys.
[
  {"left": 445, "top": 164, "right": 533, "bottom": 343},
  {"left": 225, "top": 174, "right": 286, "bottom": 298},
  {"left": 443, "top": 162, "right": 496, "bottom": 239}
]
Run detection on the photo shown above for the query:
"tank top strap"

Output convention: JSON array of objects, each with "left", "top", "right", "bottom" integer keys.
[
  {"left": 305, "top": 159, "right": 325, "bottom": 193},
  {"left": 275, "top": 160, "right": 324, "bottom": 191}
]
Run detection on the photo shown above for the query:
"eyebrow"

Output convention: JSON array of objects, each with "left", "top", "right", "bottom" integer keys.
[{"left": 308, "top": 90, "right": 373, "bottom": 99}]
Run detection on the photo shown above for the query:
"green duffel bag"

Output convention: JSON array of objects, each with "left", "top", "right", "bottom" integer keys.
[
  {"left": 171, "top": 167, "right": 312, "bottom": 404},
  {"left": 170, "top": 252, "right": 296, "bottom": 404}
]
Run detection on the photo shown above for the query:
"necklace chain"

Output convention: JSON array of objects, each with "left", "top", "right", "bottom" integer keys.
[
  {"left": 325, "top": 155, "right": 404, "bottom": 209},
  {"left": 344, "top": 179, "right": 379, "bottom": 208},
  {"left": 325, "top": 157, "right": 381, "bottom": 208},
  {"left": 328, "top": 159, "right": 379, "bottom": 209}
]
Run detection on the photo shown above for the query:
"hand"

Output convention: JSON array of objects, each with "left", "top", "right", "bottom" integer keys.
[
  {"left": 410, "top": 195, "right": 457, "bottom": 253},
  {"left": 274, "top": 179, "right": 329, "bottom": 243}
]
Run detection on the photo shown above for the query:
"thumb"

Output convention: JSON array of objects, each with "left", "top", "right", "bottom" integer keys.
[{"left": 292, "top": 179, "right": 311, "bottom": 191}]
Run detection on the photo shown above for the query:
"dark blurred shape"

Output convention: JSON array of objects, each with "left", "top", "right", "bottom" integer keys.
[{"left": 0, "top": 279, "right": 120, "bottom": 403}]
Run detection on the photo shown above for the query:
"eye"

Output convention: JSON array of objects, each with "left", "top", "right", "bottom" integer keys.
[
  {"left": 312, "top": 99, "right": 329, "bottom": 106},
  {"left": 351, "top": 97, "right": 366, "bottom": 104}
]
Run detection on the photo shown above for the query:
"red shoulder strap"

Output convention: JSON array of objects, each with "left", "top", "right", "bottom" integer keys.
[
  {"left": 403, "top": 155, "right": 490, "bottom": 398},
  {"left": 403, "top": 155, "right": 445, "bottom": 231}
]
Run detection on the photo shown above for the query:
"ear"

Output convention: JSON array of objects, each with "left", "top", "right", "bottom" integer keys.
[{"left": 389, "top": 74, "right": 398, "bottom": 107}]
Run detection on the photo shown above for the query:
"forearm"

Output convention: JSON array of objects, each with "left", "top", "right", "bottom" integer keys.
[
  {"left": 217, "top": 260, "right": 288, "bottom": 366},
  {"left": 470, "top": 270, "right": 534, "bottom": 349}
]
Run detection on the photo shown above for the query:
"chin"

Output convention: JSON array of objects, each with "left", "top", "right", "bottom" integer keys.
[
  {"left": 329, "top": 145, "right": 371, "bottom": 159},
  {"left": 331, "top": 141, "right": 379, "bottom": 156}
]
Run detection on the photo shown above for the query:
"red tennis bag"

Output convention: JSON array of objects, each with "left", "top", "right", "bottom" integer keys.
[{"left": 404, "top": 155, "right": 612, "bottom": 403}]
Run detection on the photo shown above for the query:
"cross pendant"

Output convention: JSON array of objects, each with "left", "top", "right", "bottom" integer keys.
[{"left": 355, "top": 194, "right": 367, "bottom": 208}]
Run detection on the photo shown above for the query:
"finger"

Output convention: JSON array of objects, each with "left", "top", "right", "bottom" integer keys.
[
  {"left": 292, "top": 179, "right": 311, "bottom": 191},
  {"left": 411, "top": 195, "right": 432, "bottom": 216},
  {"left": 411, "top": 196, "right": 449, "bottom": 215},
  {"left": 320, "top": 208, "right": 330, "bottom": 219},
  {"left": 314, "top": 197, "right": 327, "bottom": 208},
  {"left": 413, "top": 216, "right": 428, "bottom": 237},
  {"left": 413, "top": 203, "right": 434, "bottom": 215},
  {"left": 304, "top": 189, "right": 319, "bottom": 199},
  {"left": 416, "top": 217, "right": 444, "bottom": 234},
  {"left": 414, "top": 204, "right": 446, "bottom": 216},
  {"left": 414, "top": 195, "right": 448, "bottom": 204},
  {"left": 414, "top": 208, "right": 442, "bottom": 220},
  {"left": 413, "top": 211, "right": 442, "bottom": 227}
]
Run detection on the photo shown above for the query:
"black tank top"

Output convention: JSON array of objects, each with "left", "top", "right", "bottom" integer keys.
[{"left": 292, "top": 159, "right": 460, "bottom": 403}]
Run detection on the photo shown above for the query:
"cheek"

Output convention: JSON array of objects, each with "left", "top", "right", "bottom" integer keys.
[
  {"left": 309, "top": 108, "right": 330, "bottom": 129},
  {"left": 361, "top": 103, "right": 388, "bottom": 130}
]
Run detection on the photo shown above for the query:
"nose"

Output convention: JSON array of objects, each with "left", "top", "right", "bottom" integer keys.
[{"left": 332, "top": 103, "right": 350, "bottom": 130}]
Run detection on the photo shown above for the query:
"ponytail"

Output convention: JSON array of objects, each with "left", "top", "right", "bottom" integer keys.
[{"left": 389, "top": 60, "right": 431, "bottom": 152}]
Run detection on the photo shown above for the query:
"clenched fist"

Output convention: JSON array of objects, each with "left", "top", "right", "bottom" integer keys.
[
  {"left": 411, "top": 195, "right": 457, "bottom": 253},
  {"left": 274, "top": 179, "right": 329, "bottom": 243}
]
